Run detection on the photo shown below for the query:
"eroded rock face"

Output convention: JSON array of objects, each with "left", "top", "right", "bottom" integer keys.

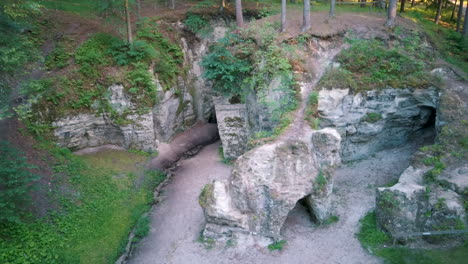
[
  {"left": 201, "top": 128, "right": 342, "bottom": 239},
  {"left": 318, "top": 88, "right": 439, "bottom": 162},
  {"left": 307, "top": 128, "right": 342, "bottom": 223},
  {"left": 53, "top": 85, "right": 157, "bottom": 151},
  {"left": 376, "top": 164, "right": 467, "bottom": 242}
]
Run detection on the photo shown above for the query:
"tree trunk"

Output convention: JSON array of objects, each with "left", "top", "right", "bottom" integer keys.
[
  {"left": 380, "top": 0, "right": 386, "bottom": 9},
  {"left": 170, "top": 0, "right": 175, "bottom": 10},
  {"left": 236, "top": 0, "right": 244, "bottom": 28},
  {"left": 463, "top": 4, "right": 468, "bottom": 37},
  {"left": 456, "top": 0, "right": 464, "bottom": 31},
  {"left": 411, "top": 0, "right": 415, "bottom": 8},
  {"left": 302, "top": 0, "right": 311, "bottom": 32},
  {"left": 220, "top": 0, "right": 225, "bottom": 12},
  {"left": 360, "top": 0, "right": 366, "bottom": 8},
  {"left": 330, "top": 0, "right": 336, "bottom": 17},
  {"left": 400, "top": 0, "right": 406, "bottom": 12},
  {"left": 386, "top": 0, "right": 398, "bottom": 27},
  {"left": 125, "top": 0, "right": 133, "bottom": 43},
  {"left": 281, "top": 0, "right": 287, "bottom": 32},
  {"left": 450, "top": 0, "right": 457, "bottom": 20},
  {"left": 434, "top": 0, "right": 443, "bottom": 24},
  {"left": 136, "top": 0, "right": 142, "bottom": 20}
]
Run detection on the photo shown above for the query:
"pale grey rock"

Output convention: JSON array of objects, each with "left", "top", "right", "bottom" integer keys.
[
  {"left": 202, "top": 130, "right": 342, "bottom": 238},
  {"left": 318, "top": 88, "right": 439, "bottom": 162},
  {"left": 213, "top": 97, "right": 249, "bottom": 159},
  {"left": 438, "top": 164, "right": 468, "bottom": 195},
  {"left": 307, "top": 128, "right": 342, "bottom": 223},
  {"left": 53, "top": 84, "right": 157, "bottom": 151}
]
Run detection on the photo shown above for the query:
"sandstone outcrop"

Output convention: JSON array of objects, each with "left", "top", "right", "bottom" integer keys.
[
  {"left": 318, "top": 88, "right": 439, "bottom": 162},
  {"left": 201, "top": 128, "right": 341, "bottom": 239}
]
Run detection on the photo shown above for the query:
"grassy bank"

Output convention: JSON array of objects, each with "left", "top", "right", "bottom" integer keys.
[
  {"left": 0, "top": 144, "right": 165, "bottom": 263},
  {"left": 357, "top": 211, "right": 468, "bottom": 264}
]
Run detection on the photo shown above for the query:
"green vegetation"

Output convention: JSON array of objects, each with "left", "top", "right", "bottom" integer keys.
[
  {"left": 0, "top": 141, "right": 40, "bottom": 223},
  {"left": 357, "top": 211, "right": 468, "bottom": 264},
  {"left": 322, "top": 215, "right": 340, "bottom": 225},
  {"left": 268, "top": 240, "right": 287, "bottom": 251},
  {"left": 132, "top": 215, "right": 150, "bottom": 243},
  {"left": 314, "top": 170, "right": 328, "bottom": 192},
  {"left": 218, "top": 145, "right": 235, "bottom": 165},
  {"left": 198, "top": 183, "right": 214, "bottom": 208},
  {"left": 403, "top": 10, "right": 467, "bottom": 73},
  {"left": 15, "top": 19, "right": 183, "bottom": 133},
  {"left": 184, "top": 13, "right": 211, "bottom": 35},
  {"left": 202, "top": 22, "right": 297, "bottom": 141},
  {"left": 305, "top": 91, "right": 320, "bottom": 129},
  {"left": 0, "top": 145, "right": 165, "bottom": 263},
  {"left": 197, "top": 232, "right": 215, "bottom": 249},
  {"left": 335, "top": 35, "right": 434, "bottom": 92},
  {"left": 318, "top": 67, "right": 357, "bottom": 90},
  {"left": 362, "top": 112, "right": 382, "bottom": 123}
]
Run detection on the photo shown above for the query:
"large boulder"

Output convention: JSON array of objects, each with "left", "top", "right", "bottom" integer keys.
[
  {"left": 376, "top": 164, "right": 467, "bottom": 242},
  {"left": 201, "top": 128, "right": 342, "bottom": 239}
]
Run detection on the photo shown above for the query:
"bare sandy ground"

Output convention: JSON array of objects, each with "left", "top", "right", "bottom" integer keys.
[{"left": 127, "top": 134, "right": 429, "bottom": 264}]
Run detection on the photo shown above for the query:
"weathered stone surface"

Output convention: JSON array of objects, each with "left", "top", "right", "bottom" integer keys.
[
  {"left": 202, "top": 128, "right": 342, "bottom": 238},
  {"left": 376, "top": 164, "right": 467, "bottom": 241},
  {"left": 376, "top": 183, "right": 426, "bottom": 236},
  {"left": 153, "top": 88, "right": 196, "bottom": 141},
  {"left": 438, "top": 164, "right": 468, "bottom": 195},
  {"left": 53, "top": 85, "right": 157, "bottom": 151},
  {"left": 318, "top": 88, "right": 439, "bottom": 162},
  {"left": 307, "top": 128, "right": 342, "bottom": 223},
  {"left": 213, "top": 97, "right": 249, "bottom": 159}
]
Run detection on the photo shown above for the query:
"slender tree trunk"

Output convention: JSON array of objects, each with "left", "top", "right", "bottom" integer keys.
[
  {"left": 386, "top": 0, "right": 398, "bottom": 27},
  {"left": 456, "top": 0, "right": 464, "bottom": 31},
  {"left": 136, "top": 0, "right": 142, "bottom": 20},
  {"left": 411, "top": 0, "right": 415, "bottom": 8},
  {"left": 380, "top": 0, "right": 386, "bottom": 9},
  {"left": 451, "top": 0, "right": 457, "bottom": 20},
  {"left": 125, "top": 0, "right": 133, "bottom": 43},
  {"left": 170, "top": 0, "right": 175, "bottom": 10},
  {"left": 463, "top": 5, "right": 468, "bottom": 37},
  {"left": 330, "top": 0, "right": 336, "bottom": 17},
  {"left": 435, "top": 0, "right": 443, "bottom": 24},
  {"left": 400, "top": 0, "right": 406, "bottom": 12},
  {"left": 235, "top": 0, "right": 244, "bottom": 28},
  {"left": 302, "top": 0, "right": 311, "bottom": 32},
  {"left": 281, "top": 0, "right": 287, "bottom": 32},
  {"left": 220, "top": 0, "right": 225, "bottom": 12}
]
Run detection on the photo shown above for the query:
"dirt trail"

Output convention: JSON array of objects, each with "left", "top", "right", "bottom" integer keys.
[
  {"left": 127, "top": 137, "right": 429, "bottom": 264},
  {"left": 280, "top": 43, "right": 343, "bottom": 141}
]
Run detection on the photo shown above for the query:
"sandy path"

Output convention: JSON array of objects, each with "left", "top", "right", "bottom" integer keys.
[{"left": 127, "top": 137, "right": 427, "bottom": 264}]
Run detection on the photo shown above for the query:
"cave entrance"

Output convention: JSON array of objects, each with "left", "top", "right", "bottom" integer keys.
[
  {"left": 409, "top": 106, "right": 437, "bottom": 146},
  {"left": 280, "top": 197, "right": 315, "bottom": 235}
]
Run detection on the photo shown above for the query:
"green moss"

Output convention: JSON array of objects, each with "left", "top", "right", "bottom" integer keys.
[
  {"left": 198, "top": 184, "right": 214, "bottom": 208},
  {"left": 267, "top": 240, "right": 286, "bottom": 251},
  {"left": 318, "top": 67, "right": 357, "bottom": 91},
  {"left": 362, "top": 112, "right": 382, "bottom": 123}
]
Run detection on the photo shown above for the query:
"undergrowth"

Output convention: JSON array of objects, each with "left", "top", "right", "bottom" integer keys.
[
  {"left": 0, "top": 143, "right": 165, "bottom": 263},
  {"left": 357, "top": 211, "right": 468, "bottom": 264}
]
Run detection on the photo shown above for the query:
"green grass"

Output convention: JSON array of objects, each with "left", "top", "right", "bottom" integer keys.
[
  {"left": 218, "top": 145, "right": 235, "bottom": 165},
  {"left": 357, "top": 211, "right": 468, "bottom": 264},
  {"left": 0, "top": 145, "right": 164, "bottom": 263},
  {"left": 42, "top": 0, "right": 98, "bottom": 16},
  {"left": 268, "top": 240, "right": 287, "bottom": 251}
]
